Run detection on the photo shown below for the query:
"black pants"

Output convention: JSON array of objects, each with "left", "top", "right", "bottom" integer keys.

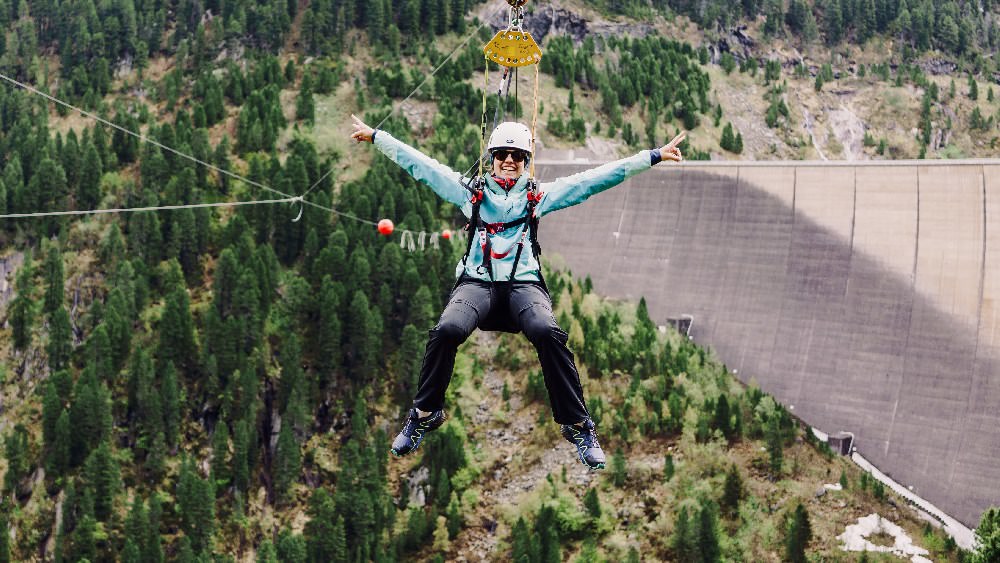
[{"left": 413, "top": 279, "right": 590, "bottom": 425}]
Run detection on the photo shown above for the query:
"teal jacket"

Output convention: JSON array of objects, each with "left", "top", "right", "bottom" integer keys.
[{"left": 374, "top": 131, "right": 655, "bottom": 283}]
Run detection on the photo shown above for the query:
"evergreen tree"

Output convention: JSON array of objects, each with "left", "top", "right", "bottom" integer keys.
[
  {"left": 721, "top": 464, "right": 744, "bottom": 517},
  {"left": 161, "top": 362, "right": 181, "bottom": 448},
  {"left": 42, "top": 380, "right": 63, "bottom": 446},
  {"left": 0, "top": 509, "right": 9, "bottom": 563},
  {"left": 305, "top": 488, "right": 346, "bottom": 562},
  {"left": 47, "top": 306, "right": 73, "bottom": 371},
  {"left": 584, "top": 487, "right": 602, "bottom": 519},
  {"left": 52, "top": 409, "right": 72, "bottom": 475},
  {"left": 973, "top": 506, "right": 1000, "bottom": 563},
  {"left": 672, "top": 506, "right": 698, "bottom": 562},
  {"left": 511, "top": 516, "right": 536, "bottom": 562},
  {"left": 785, "top": 502, "right": 812, "bottom": 563},
  {"left": 274, "top": 423, "right": 300, "bottom": 504},
  {"left": 159, "top": 287, "right": 197, "bottom": 373},
  {"left": 83, "top": 439, "right": 121, "bottom": 522},
  {"left": 211, "top": 421, "right": 230, "bottom": 487},
  {"left": 720, "top": 123, "right": 735, "bottom": 152},
  {"left": 232, "top": 419, "right": 251, "bottom": 493},
  {"left": 277, "top": 530, "right": 307, "bottom": 563},
  {"left": 664, "top": 454, "right": 675, "bottom": 481},
  {"left": 176, "top": 457, "right": 215, "bottom": 553},
  {"left": 610, "top": 448, "right": 627, "bottom": 487},
  {"left": 9, "top": 262, "right": 35, "bottom": 350},
  {"left": 296, "top": 71, "right": 315, "bottom": 123},
  {"left": 824, "top": 0, "right": 843, "bottom": 44},
  {"left": 697, "top": 500, "right": 721, "bottom": 563},
  {"left": 78, "top": 142, "right": 103, "bottom": 210},
  {"left": 2, "top": 424, "right": 29, "bottom": 495},
  {"left": 766, "top": 415, "right": 784, "bottom": 477},
  {"left": 969, "top": 74, "right": 979, "bottom": 100},
  {"left": 44, "top": 243, "right": 64, "bottom": 313}
]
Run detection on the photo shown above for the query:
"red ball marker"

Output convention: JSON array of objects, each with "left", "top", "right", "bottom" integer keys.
[
  {"left": 377, "top": 219, "right": 394, "bottom": 236},
  {"left": 441, "top": 230, "right": 452, "bottom": 240}
]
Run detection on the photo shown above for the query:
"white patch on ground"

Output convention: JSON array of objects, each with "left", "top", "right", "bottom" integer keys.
[
  {"left": 837, "top": 513, "right": 932, "bottom": 563},
  {"left": 824, "top": 483, "right": 843, "bottom": 491},
  {"left": 827, "top": 104, "right": 867, "bottom": 161},
  {"left": 801, "top": 107, "right": 828, "bottom": 160}
]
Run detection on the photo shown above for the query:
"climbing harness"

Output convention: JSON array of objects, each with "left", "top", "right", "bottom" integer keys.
[{"left": 460, "top": 0, "right": 545, "bottom": 288}]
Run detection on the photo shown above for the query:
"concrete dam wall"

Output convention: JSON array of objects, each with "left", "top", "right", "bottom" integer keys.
[{"left": 533, "top": 159, "right": 1000, "bottom": 526}]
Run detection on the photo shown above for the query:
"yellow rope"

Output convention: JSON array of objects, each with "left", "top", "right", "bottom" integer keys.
[
  {"left": 480, "top": 59, "right": 489, "bottom": 180},
  {"left": 530, "top": 63, "right": 540, "bottom": 178}
]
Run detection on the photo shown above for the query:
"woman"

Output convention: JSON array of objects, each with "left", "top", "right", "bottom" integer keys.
[{"left": 351, "top": 115, "right": 684, "bottom": 469}]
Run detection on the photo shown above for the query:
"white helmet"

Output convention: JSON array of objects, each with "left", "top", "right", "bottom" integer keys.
[{"left": 488, "top": 122, "right": 533, "bottom": 156}]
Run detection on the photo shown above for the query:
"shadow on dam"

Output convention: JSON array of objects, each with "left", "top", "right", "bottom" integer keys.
[{"left": 534, "top": 161, "right": 1000, "bottom": 526}]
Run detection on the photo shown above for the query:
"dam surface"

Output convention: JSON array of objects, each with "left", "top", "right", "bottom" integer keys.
[{"left": 533, "top": 157, "right": 1000, "bottom": 527}]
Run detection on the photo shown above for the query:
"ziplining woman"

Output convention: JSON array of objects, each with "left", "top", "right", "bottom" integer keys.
[{"left": 351, "top": 114, "right": 684, "bottom": 469}]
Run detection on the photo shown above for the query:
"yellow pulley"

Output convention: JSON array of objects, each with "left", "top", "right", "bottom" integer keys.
[{"left": 483, "top": 0, "right": 542, "bottom": 68}]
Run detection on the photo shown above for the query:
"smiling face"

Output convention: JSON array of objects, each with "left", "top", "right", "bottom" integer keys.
[{"left": 491, "top": 149, "right": 527, "bottom": 181}]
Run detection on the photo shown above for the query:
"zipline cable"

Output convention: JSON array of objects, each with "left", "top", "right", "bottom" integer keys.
[{"left": 0, "top": 197, "right": 302, "bottom": 219}]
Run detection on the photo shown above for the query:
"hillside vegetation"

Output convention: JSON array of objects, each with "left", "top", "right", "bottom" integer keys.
[{"left": 1, "top": 0, "right": 999, "bottom": 562}]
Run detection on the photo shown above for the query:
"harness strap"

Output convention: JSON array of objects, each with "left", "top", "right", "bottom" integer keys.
[{"left": 461, "top": 177, "right": 545, "bottom": 288}]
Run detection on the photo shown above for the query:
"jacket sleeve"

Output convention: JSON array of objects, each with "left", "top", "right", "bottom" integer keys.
[
  {"left": 536, "top": 151, "right": 653, "bottom": 216},
  {"left": 373, "top": 130, "right": 473, "bottom": 213}
]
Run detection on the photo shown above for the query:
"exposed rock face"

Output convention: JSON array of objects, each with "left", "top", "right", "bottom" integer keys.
[
  {"left": 482, "top": 4, "right": 654, "bottom": 45},
  {"left": 919, "top": 58, "right": 959, "bottom": 76}
]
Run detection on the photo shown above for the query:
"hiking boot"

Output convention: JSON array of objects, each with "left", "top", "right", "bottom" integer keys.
[
  {"left": 560, "top": 418, "right": 606, "bottom": 470},
  {"left": 391, "top": 408, "right": 447, "bottom": 457}
]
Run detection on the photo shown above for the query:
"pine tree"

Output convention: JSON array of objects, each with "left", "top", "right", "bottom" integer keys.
[
  {"left": 42, "top": 380, "right": 63, "bottom": 447},
  {"left": 159, "top": 287, "right": 197, "bottom": 373},
  {"left": 697, "top": 500, "right": 721, "bottom": 563},
  {"left": 296, "top": 71, "right": 315, "bottom": 123},
  {"left": 211, "top": 421, "right": 230, "bottom": 488},
  {"left": 785, "top": 502, "right": 812, "bottom": 562},
  {"left": 3, "top": 425, "right": 29, "bottom": 495},
  {"left": 9, "top": 265, "right": 35, "bottom": 352},
  {"left": 83, "top": 440, "right": 122, "bottom": 522},
  {"left": 305, "top": 488, "right": 346, "bottom": 562},
  {"left": 0, "top": 509, "right": 10, "bottom": 563},
  {"left": 47, "top": 306, "right": 73, "bottom": 371},
  {"left": 161, "top": 362, "right": 181, "bottom": 448},
  {"left": 766, "top": 415, "right": 784, "bottom": 477},
  {"left": 277, "top": 530, "right": 308, "bottom": 563},
  {"left": 672, "top": 506, "right": 697, "bottom": 561},
  {"left": 583, "top": 487, "right": 602, "bottom": 519},
  {"left": 664, "top": 454, "right": 675, "bottom": 481},
  {"left": 51, "top": 409, "right": 72, "bottom": 474},
  {"left": 177, "top": 457, "right": 215, "bottom": 552},
  {"left": 969, "top": 74, "right": 979, "bottom": 100},
  {"left": 274, "top": 423, "right": 300, "bottom": 504},
  {"left": 721, "top": 464, "right": 744, "bottom": 517},
  {"left": 610, "top": 448, "right": 627, "bottom": 487},
  {"left": 78, "top": 142, "right": 103, "bottom": 210},
  {"left": 713, "top": 395, "right": 732, "bottom": 439}
]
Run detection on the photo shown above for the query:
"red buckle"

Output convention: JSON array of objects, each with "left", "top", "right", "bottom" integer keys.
[
  {"left": 485, "top": 222, "right": 506, "bottom": 235},
  {"left": 527, "top": 191, "right": 544, "bottom": 203},
  {"left": 470, "top": 190, "right": 484, "bottom": 204}
]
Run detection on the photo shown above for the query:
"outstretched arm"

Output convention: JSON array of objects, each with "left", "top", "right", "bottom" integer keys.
[
  {"left": 351, "top": 115, "right": 471, "bottom": 212},
  {"left": 537, "top": 132, "right": 685, "bottom": 216}
]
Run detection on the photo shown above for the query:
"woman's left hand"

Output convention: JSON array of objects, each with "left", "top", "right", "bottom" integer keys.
[{"left": 659, "top": 131, "right": 686, "bottom": 162}]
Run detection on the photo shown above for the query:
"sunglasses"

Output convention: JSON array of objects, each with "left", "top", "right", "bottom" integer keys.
[{"left": 492, "top": 149, "right": 528, "bottom": 163}]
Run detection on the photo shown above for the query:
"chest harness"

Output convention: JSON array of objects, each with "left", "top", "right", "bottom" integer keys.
[{"left": 461, "top": 176, "right": 544, "bottom": 291}]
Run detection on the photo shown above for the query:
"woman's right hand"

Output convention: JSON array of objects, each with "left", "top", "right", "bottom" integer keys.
[{"left": 351, "top": 114, "right": 375, "bottom": 144}]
